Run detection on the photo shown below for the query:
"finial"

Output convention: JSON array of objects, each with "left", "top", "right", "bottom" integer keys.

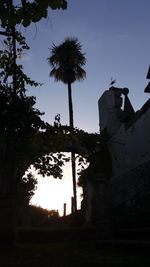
[{"left": 110, "top": 77, "right": 116, "bottom": 86}]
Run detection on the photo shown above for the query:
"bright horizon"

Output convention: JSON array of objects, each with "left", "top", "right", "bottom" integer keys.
[{"left": 30, "top": 156, "right": 83, "bottom": 216}]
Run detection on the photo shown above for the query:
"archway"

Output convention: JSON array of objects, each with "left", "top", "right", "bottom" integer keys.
[{"left": 29, "top": 152, "right": 88, "bottom": 216}]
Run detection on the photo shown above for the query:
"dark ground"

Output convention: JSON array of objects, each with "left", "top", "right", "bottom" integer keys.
[{"left": 0, "top": 226, "right": 150, "bottom": 267}]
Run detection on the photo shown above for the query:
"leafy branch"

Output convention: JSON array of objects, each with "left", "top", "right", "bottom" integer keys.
[
  {"left": 0, "top": 0, "right": 67, "bottom": 28},
  {"left": 0, "top": 31, "right": 42, "bottom": 95}
]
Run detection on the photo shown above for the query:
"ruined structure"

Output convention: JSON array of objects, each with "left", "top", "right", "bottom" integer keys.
[
  {"left": 100, "top": 86, "right": 150, "bottom": 231},
  {"left": 82, "top": 71, "right": 150, "bottom": 240}
]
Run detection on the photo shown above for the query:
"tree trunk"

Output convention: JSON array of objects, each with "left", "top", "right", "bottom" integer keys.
[
  {"left": 68, "top": 83, "right": 74, "bottom": 128},
  {"left": 0, "top": 138, "right": 18, "bottom": 245},
  {"left": 68, "top": 83, "right": 77, "bottom": 212}
]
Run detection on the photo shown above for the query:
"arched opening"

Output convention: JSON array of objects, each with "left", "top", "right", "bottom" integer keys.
[{"left": 29, "top": 153, "right": 88, "bottom": 216}]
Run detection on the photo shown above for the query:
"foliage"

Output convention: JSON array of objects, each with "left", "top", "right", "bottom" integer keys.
[
  {"left": 0, "top": 15, "right": 69, "bottom": 180},
  {"left": 48, "top": 37, "right": 86, "bottom": 85},
  {"left": 24, "top": 206, "right": 60, "bottom": 227},
  {"left": 0, "top": 0, "right": 67, "bottom": 28},
  {"left": 78, "top": 129, "right": 112, "bottom": 187},
  {"left": 2, "top": 100, "right": 71, "bottom": 179},
  {"left": 48, "top": 209, "right": 59, "bottom": 218},
  {"left": 19, "top": 173, "right": 37, "bottom": 204},
  {"left": 0, "top": 1, "right": 102, "bottom": 232},
  {"left": 18, "top": 172, "right": 59, "bottom": 227},
  {"left": 0, "top": 7, "right": 91, "bottom": 184},
  {"left": 0, "top": 31, "right": 41, "bottom": 95},
  {"left": 0, "top": 89, "right": 45, "bottom": 133},
  {"left": 26, "top": 205, "right": 50, "bottom": 226},
  {"left": 0, "top": 0, "right": 70, "bottom": 245}
]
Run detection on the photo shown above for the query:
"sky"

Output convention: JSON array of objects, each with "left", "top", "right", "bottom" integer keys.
[{"left": 18, "top": 0, "right": 150, "bottom": 215}]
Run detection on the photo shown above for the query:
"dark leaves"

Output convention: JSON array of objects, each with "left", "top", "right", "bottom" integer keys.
[
  {"left": 48, "top": 37, "right": 86, "bottom": 84},
  {"left": 0, "top": 0, "right": 67, "bottom": 28}
]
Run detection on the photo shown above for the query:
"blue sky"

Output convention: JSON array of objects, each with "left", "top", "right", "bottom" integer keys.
[
  {"left": 22, "top": 0, "right": 150, "bottom": 134},
  {"left": 20, "top": 0, "right": 150, "bottom": 213}
]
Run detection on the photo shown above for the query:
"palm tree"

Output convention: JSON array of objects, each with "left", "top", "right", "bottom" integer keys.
[{"left": 48, "top": 37, "right": 86, "bottom": 212}]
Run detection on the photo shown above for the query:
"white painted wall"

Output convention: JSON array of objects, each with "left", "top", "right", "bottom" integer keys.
[
  {"left": 98, "top": 88, "right": 150, "bottom": 179},
  {"left": 110, "top": 106, "right": 150, "bottom": 179},
  {"left": 98, "top": 89, "right": 122, "bottom": 136}
]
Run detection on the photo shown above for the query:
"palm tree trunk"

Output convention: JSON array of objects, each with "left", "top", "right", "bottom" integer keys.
[
  {"left": 68, "top": 83, "right": 74, "bottom": 128},
  {"left": 68, "top": 83, "right": 77, "bottom": 212}
]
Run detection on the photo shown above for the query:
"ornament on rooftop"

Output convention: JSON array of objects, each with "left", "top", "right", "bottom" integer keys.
[
  {"left": 110, "top": 77, "right": 116, "bottom": 86},
  {"left": 144, "top": 65, "right": 150, "bottom": 93}
]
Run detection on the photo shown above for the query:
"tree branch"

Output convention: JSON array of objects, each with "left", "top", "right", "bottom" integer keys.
[{"left": 0, "top": 31, "right": 12, "bottom": 36}]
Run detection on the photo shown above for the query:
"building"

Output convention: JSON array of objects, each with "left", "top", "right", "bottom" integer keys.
[{"left": 81, "top": 79, "right": 150, "bottom": 240}]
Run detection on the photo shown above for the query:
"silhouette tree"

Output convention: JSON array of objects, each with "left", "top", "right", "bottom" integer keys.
[
  {"left": 48, "top": 37, "right": 86, "bottom": 212},
  {"left": 0, "top": 0, "right": 67, "bottom": 29},
  {"left": 18, "top": 173, "right": 37, "bottom": 226},
  {"left": 0, "top": 0, "right": 68, "bottom": 245}
]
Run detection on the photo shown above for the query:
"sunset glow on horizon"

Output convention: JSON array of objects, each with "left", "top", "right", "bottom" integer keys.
[{"left": 30, "top": 159, "right": 83, "bottom": 216}]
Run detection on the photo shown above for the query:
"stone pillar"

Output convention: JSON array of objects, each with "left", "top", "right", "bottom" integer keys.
[
  {"left": 71, "top": 196, "right": 75, "bottom": 214},
  {"left": 63, "top": 203, "right": 66, "bottom": 217}
]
